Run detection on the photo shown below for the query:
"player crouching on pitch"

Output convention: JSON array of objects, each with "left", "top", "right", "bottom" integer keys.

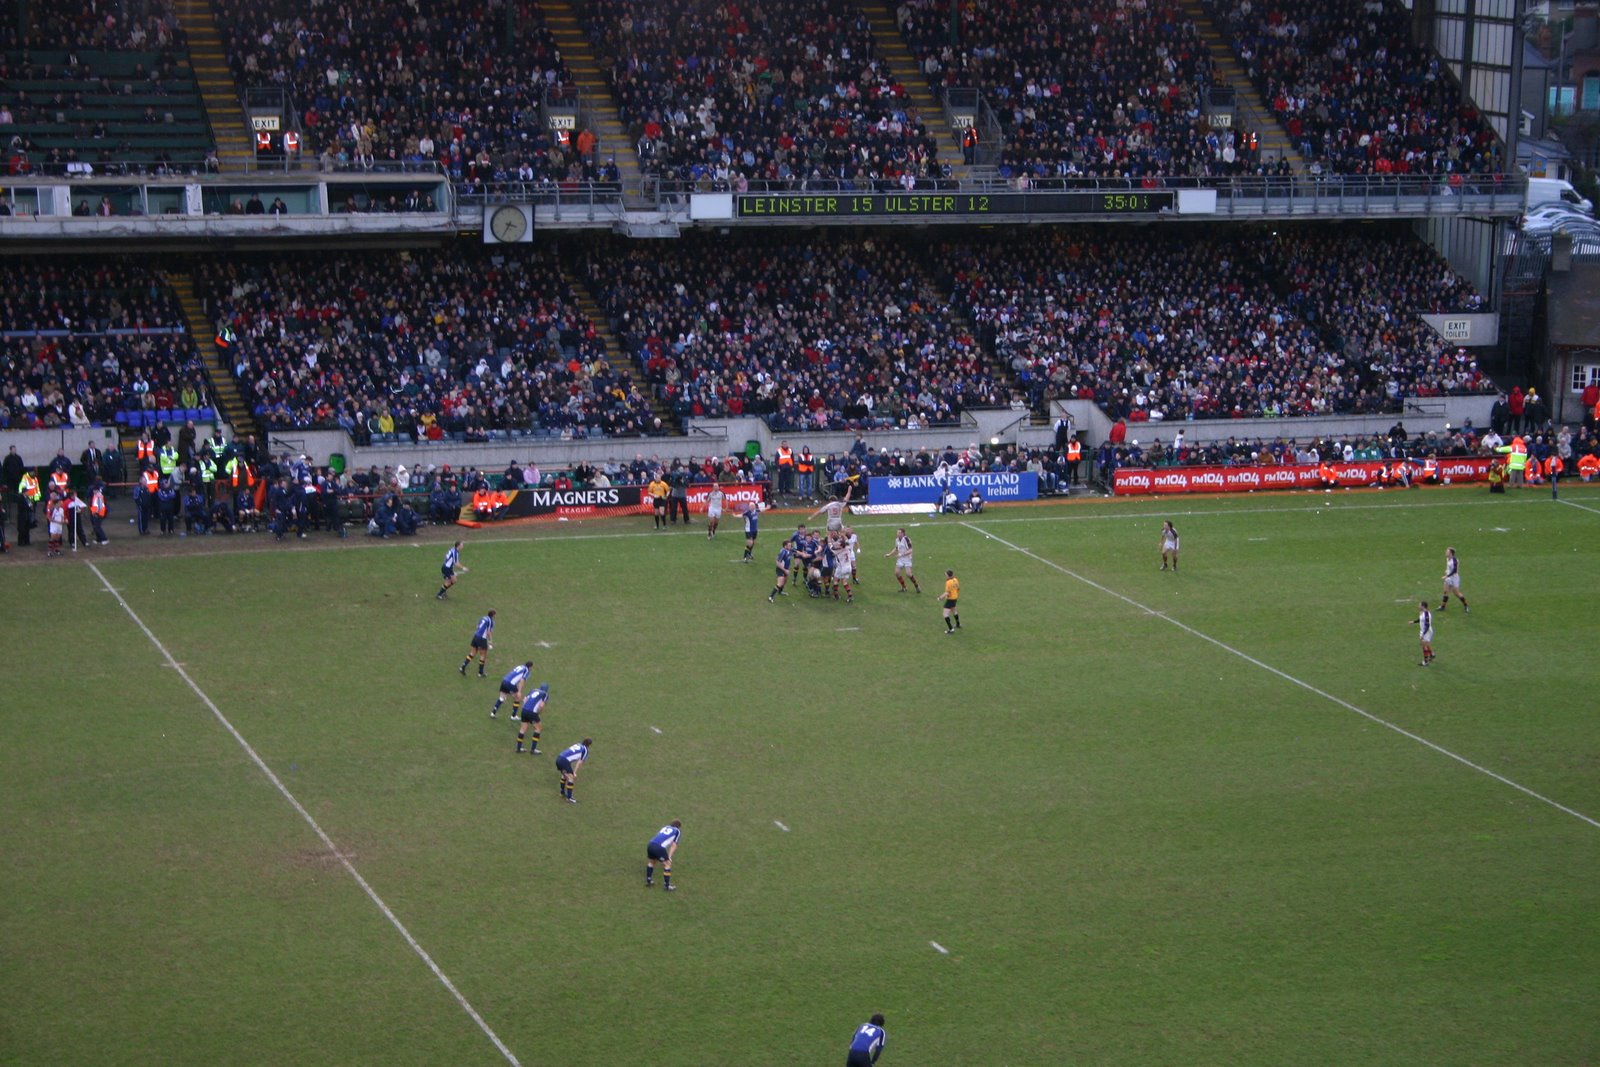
[{"left": 645, "top": 820, "right": 681, "bottom": 891}]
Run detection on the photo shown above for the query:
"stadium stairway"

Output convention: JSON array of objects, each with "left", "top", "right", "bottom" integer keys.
[
  {"left": 180, "top": 4, "right": 256, "bottom": 172},
  {"left": 862, "top": 0, "right": 969, "bottom": 182},
  {"left": 540, "top": 0, "right": 650, "bottom": 204},
  {"left": 561, "top": 264, "right": 684, "bottom": 434},
  {"left": 166, "top": 271, "right": 260, "bottom": 442},
  {"left": 1183, "top": 0, "right": 1305, "bottom": 174}
]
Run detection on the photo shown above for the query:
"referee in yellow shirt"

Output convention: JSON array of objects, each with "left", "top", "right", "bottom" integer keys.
[
  {"left": 942, "top": 569, "right": 961, "bottom": 634},
  {"left": 647, "top": 472, "right": 669, "bottom": 529}
]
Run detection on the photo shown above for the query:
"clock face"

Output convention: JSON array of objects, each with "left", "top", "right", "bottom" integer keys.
[{"left": 489, "top": 205, "right": 527, "bottom": 242}]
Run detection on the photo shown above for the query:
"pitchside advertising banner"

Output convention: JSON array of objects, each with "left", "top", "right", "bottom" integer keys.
[
  {"left": 868, "top": 472, "right": 1039, "bottom": 504},
  {"left": 498, "top": 482, "right": 769, "bottom": 518},
  {"left": 1112, "top": 459, "right": 1495, "bottom": 495}
]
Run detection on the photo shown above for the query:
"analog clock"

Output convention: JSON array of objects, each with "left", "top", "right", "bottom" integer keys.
[{"left": 486, "top": 205, "right": 529, "bottom": 243}]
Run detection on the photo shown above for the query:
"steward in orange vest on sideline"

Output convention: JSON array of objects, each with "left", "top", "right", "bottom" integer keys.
[
  {"left": 49, "top": 468, "right": 69, "bottom": 495},
  {"left": 1578, "top": 453, "right": 1600, "bottom": 481},
  {"left": 136, "top": 467, "right": 160, "bottom": 535},
  {"left": 87, "top": 482, "right": 109, "bottom": 544},
  {"left": 1524, "top": 456, "right": 1542, "bottom": 485},
  {"left": 775, "top": 443, "right": 795, "bottom": 495},
  {"left": 1066, "top": 439, "right": 1082, "bottom": 485},
  {"left": 1422, "top": 456, "right": 1439, "bottom": 483},
  {"left": 1318, "top": 460, "right": 1337, "bottom": 487},
  {"left": 135, "top": 433, "right": 155, "bottom": 465}
]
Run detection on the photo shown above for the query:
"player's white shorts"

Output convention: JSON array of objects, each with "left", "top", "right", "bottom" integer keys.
[
  {"left": 1420, "top": 627, "right": 1435, "bottom": 643},
  {"left": 707, "top": 505, "right": 722, "bottom": 519},
  {"left": 48, "top": 521, "right": 64, "bottom": 537},
  {"left": 895, "top": 556, "right": 914, "bottom": 570},
  {"left": 1162, "top": 538, "right": 1178, "bottom": 552},
  {"left": 1443, "top": 575, "right": 1460, "bottom": 590},
  {"left": 826, "top": 518, "right": 843, "bottom": 532}
]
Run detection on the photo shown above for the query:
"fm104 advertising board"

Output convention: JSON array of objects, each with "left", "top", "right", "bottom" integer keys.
[{"left": 1112, "top": 459, "right": 1494, "bottom": 495}]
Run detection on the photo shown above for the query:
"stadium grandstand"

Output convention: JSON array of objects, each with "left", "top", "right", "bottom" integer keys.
[{"left": 6, "top": 3, "right": 1600, "bottom": 1065}]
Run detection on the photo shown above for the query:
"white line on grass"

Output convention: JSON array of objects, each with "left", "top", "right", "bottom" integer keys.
[
  {"left": 66, "top": 496, "right": 1562, "bottom": 569},
  {"left": 86, "top": 562, "right": 523, "bottom": 1067},
  {"left": 774, "top": 820, "right": 790, "bottom": 832},
  {"left": 649, "top": 726, "right": 663, "bottom": 735},
  {"left": 959, "top": 523, "right": 1600, "bottom": 832},
  {"left": 1557, "top": 498, "right": 1600, "bottom": 516},
  {"left": 929, "top": 941, "right": 950, "bottom": 955},
  {"left": 835, "top": 626, "right": 862, "bottom": 632}
]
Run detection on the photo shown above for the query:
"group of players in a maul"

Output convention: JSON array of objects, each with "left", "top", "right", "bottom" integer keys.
[{"left": 728, "top": 494, "right": 962, "bottom": 635}]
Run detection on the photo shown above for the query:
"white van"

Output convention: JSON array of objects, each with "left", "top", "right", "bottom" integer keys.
[{"left": 1526, "top": 177, "right": 1593, "bottom": 215}]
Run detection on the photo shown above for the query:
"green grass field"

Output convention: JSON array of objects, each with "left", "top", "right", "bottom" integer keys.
[{"left": 4, "top": 486, "right": 1599, "bottom": 1066}]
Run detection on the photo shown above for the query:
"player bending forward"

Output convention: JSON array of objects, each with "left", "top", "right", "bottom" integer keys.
[
  {"left": 768, "top": 542, "right": 796, "bottom": 602},
  {"left": 1439, "top": 547, "right": 1469, "bottom": 613},
  {"left": 555, "top": 738, "right": 591, "bottom": 802},
  {"left": 1411, "top": 602, "right": 1436, "bottom": 666},
  {"left": 885, "top": 528, "right": 921, "bottom": 592},
  {"left": 645, "top": 820, "right": 681, "bottom": 891},
  {"left": 516, "top": 683, "right": 549, "bottom": 754},
  {"left": 1159, "top": 521, "right": 1180, "bottom": 571}
]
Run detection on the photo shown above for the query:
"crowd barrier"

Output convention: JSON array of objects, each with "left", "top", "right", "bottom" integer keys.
[{"left": 1112, "top": 458, "right": 1494, "bottom": 495}]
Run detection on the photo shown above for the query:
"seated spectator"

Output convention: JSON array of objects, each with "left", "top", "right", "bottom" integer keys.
[
  {"left": 591, "top": 0, "right": 940, "bottom": 187},
  {"left": 1207, "top": 0, "right": 1501, "bottom": 175},
  {"left": 195, "top": 246, "right": 658, "bottom": 437}
]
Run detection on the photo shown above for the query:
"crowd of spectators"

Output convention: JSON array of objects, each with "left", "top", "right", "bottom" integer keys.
[
  {"left": 945, "top": 226, "right": 1490, "bottom": 423},
  {"left": 0, "top": 258, "right": 205, "bottom": 429},
  {"left": 590, "top": 0, "right": 943, "bottom": 187},
  {"left": 194, "top": 246, "right": 660, "bottom": 439},
  {"left": 580, "top": 233, "right": 1004, "bottom": 431},
  {"left": 893, "top": 0, "right": 1280, "bottom": 181},
  {"left": 218, "top": 0, "right": 590, "bottom": 183},
  {"left": 1207, "top": 0, "right": 1501, "bottom": 175},
  {"left": 17, "top": 0, "right": 185, "bottom": 51}
]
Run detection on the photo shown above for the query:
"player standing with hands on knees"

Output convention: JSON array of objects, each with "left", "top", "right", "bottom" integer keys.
[
  {"left": 846, "top": 1014, "right": 888, "bottom": 1066},
  {"left": 645, "top": 820, "right": 681, "bottom": 890},
  {"left": 555, "top": 738, "right": 591, "bottom": 802},
  {"left": 1411, "top": 601, "right": 1436, "bottom": 666},
  {"left": 437, "top": 541, "right": 467, "bottom": 599},
  {"left": 1438, "top": 547, "right": 1469, "bottom": 613},
  {"left": 1159, "top": 521, "right": 1180, "bottom": 571}
]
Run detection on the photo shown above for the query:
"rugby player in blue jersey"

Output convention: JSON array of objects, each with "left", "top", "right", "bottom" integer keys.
[
  {"left": 768, "top": 542, "right": 796, "bottom": 602},
  {"left": 459, "top": 610, "right": 495, "bottom": 676},
  {"left": 741, "top": 502, "right": 760, "bottom": 562},
  {"left": 555, "top": 738, "right": 591, "bottom": 802},
  {"left": 515, "top": 683, "right": 548, "bottom": 754},
  {"left": 644, "top": 820, "right": 681, "bottom": 891},
  {"left": 436, "top": 540, "right": 467, "bottom": 599},
  {"left": 846, "top": 1014, "right": 887, "bottom": 1066},
  {"left": 491, "top": 660, "right": 532, "bottom": 719}
]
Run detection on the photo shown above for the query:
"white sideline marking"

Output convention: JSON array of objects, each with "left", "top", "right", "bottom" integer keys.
[
  {"left": 1247, "top": 537, "right": 1269, "bottom": 541},
  {"left": 929, "top": 941, "right": 949, "bottom": 955},
  {"left": 535, "top": 641, "right": 556, "bottom": 649},
  {"left": 835, "top": 626, "right": 862, "bottom": 632},
  {"left": 87, "top": 562, "right": 522, "bottom": 1067},
  {"left": 71, "top": 496, "right": 1558, "bottom": 569},
  {"left": 1558, "top": 498, "right": 1600, "bottom": 516},
  {"left": 959, "top": 523, "right": 1600, "bottom": 832},
  {"left": 774, "top": 820, "right": 790, "bottom": 832},
  {"left": 649, "top": 726, "right": 663, "bottom": 735}
]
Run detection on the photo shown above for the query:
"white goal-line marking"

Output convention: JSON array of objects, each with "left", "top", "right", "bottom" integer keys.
[
  {"left": 1557, "top": 498, "right": 1600, "bottom": 517},
  {"left": 959, "top": 523, "right": 1600, "bottom": 832},
  {"left": 86, "top": 562, "right": 522, "bottom": 1066}
]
